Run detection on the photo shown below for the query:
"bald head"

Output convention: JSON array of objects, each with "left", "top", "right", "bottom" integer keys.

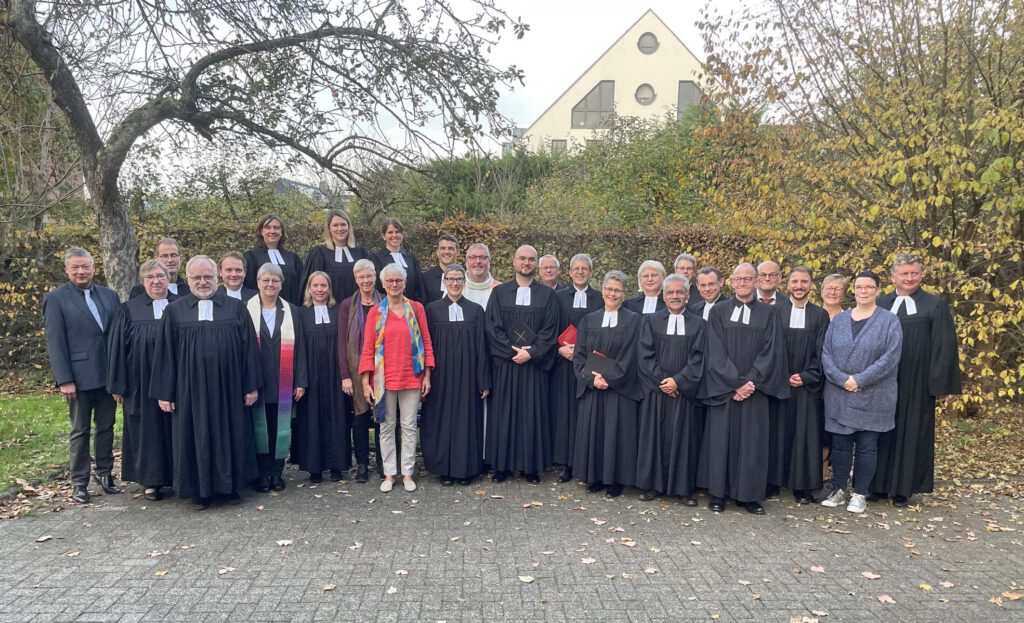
[
  {"left": 757, "top": 260, "right": 781, "bottom": 297},
  {"left": 732, "top": 262, "right": 757, "bottom": 301},
  {"left": 514, "top": 245, "right": 539, "bottom": 280}
]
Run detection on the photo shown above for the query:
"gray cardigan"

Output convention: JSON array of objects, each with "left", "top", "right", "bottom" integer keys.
[{"left": 821, "top": 307, "right": 903, "bottom": 434}]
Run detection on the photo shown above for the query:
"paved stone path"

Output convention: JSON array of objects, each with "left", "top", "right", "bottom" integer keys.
[{"left": 1, "top": 465, "right": 1021, "bottom": 622}]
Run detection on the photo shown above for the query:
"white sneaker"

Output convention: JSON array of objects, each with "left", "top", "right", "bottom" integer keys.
[
  {"left": 403, "top": 477, "right": 417, "bottom": 492},
  {"left": 380, "top": 478, "right": 394, "bottom": 493},
  {"left": 821, "top": 489, "right": 846, "bottom": 508},
  {"left": 847, "top": 493, "right": 867, "bottom": 513}
]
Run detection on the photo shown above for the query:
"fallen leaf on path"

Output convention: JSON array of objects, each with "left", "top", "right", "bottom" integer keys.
[
  {"left": 581, "top": 557, "right": 596, "bottom": 564},
  {"left": 919, "top": 583, "right": 933, "bottom": 592},
  {"left": 877, "top": 595, "right": 895, "bottom": 604},
  {"left": 323, "top": 584, "right": 336, "bottom": 591},
  {"left": 1002, "top": 592, "right": 1022, "bottom": 601},
  {"left": 386, "top": 586, "right": 398, "bottom": 594},
  {"left": 644, "top": 567, "right": 658, "bottom": 574},
  {"left": 275, "top": 540, "right": 293, "bottom": 547},
  {"left": 218, "top": 567, "right": 236, "bottom": 575},
  {"left": 348, "top": 542, "right": 362, "bottom": 550},
  {"left": 541, "top": 551, "right": 554, "bottom": 556},
  {"left": 811, "top": 566, "right": 825, "bottom": 573},
  {"left": 154, "top": 570, "right": 168, "bottom": 577},
  {"left": 861, "top": 571, "right": 881, "bottom": 580},
  {"left": 940, "top": 581, "right": 955, "bottom": 588},
  {"left": 63, "top": 551, "right": 80, "bottom": 557},
  {"left": 738, "top": 580, "right": 751, "bottom": 586},
  {"left": 35, "top": 535, "right": 52, "bottom": 543},
  {"left": 990, "top": 596, "right": 1003, "bottom": 607},
  {"left": 811, "top": 610, "right": 829, "bottom": 617},
  {"left": 519, "top": 575, "right": 535, "bottom": 583}
]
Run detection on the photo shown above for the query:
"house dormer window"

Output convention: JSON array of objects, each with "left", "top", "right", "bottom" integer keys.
[
  {"left": 638, "top": 32, "right": 659, "bottom": 54},
  {"left": 571, "top": 81, "right": 615, "bottom": 129}
]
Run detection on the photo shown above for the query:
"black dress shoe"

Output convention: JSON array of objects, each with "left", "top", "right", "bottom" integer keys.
[
  {"left": 605, "top": 485, "right": 623, "bottom": 498},
  {"left": 254, "top": 477, "right": 271, "bottom": 493},
  {"left": 309, "top": 473, "right": 323, "bottom": 484},
  {"left": 456, "top": 478, "right": 473, "bottom": 486},
  {"left": 225, "top": 491, "right": 243, "bottom": 505},
  {"left": 72, "top": 485, "right": 91, "bottom": 504},
  {"left": 270, "top": 475, "right": 286, "bottom": 491},
  {"left": 709, "top": 497, "right": 725, "bottom": 513},
  {"left": 491, "top": 471, "right": 508, "bottom": 483},
  {"left": 684, "top": 495, "right": 699, "bottom": 507},
  {"left": 586, "top": 482, "right": 606, "bottom": 493},
  {"left": 440, "top": 477, "right": 454, "bottom": 486},
  {"left": 556, "top": 468, "right": 573, "bottom": 483},
  {"left": 764, "top": 485, "right": 780, "bottom": 498},
  {"left": 329, "top": 469, "right": 344, "bottom": 482},
  {"left": 524, "top": 473, "right": 541, "bottom": 485},
  {"left": 355, "top": 465, "right": 369, "bottom": 483},
  {"left": 97, "top": 475, "right": 122, "bottom": 494},
  {"left": 745, "top": 501, "right": 766, "bottom": 515},
  {"left": 794, "top": 490, "right": 813, "bottom": 504},
  {"left": 866, "top": 492, "right": 883, "bottom": 502},
  {"left": 192, "top": 497, "right": 211, "bottom": 510},
  {"left": 639, "top": 490, "right": 659, "bottom": 501},
  {"left": 892, "top": 495, "right": 910, "bottom": 507},
  {"left": 144, "top": 488, "right": 163, "bottom": 501}
]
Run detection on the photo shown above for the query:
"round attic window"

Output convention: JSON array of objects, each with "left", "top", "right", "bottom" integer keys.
[
  {"left": 635, "top": 84, "right": 656, "bottom": 106},
  {"left": 638, "top": 32, "right": 659, "bottom": 54}
]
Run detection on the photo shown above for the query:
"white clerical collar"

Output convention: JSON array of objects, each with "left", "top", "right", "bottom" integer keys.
[
  {"left": 152, "top": 298, "right": 169, "bottom": 320},
  {"left": 642, "top": 295, "right": 658, "bottom": 314},
  {"left": 335, "top": 246, "right": 354, "bottom": 263},
  {"left": 515, "top": 285, "right": 532, "bottom": 306},
  {"left": 891, "top": 293, "right": 917, "bottom": 315},
  {"left": 197, "top": 299, "right": 214, "bottom": 321},
  {"left": 225, "top": 287, "right": 242, "bottom": 299},
  {"left": 390, "top": 251, "right": 408, "bottom": 268},
  {"left": 573, "top": 287, "right": 588, "bottom": 309},
  {"left": 168, "top": 282, "right": 178, "bottom": 295},
  {"left": 702, "top": 300, "right": 715, "bottom": 320},
  {"left": 601, "top": 310, "right": 618, "bottom": 328},
  {"left": 268, "top": 248, "right": 285, "bottom": 265},
  {"left": 666, "top": 312, "right": 686, "bottom": 335},
  {"left": 448, "top": 301, "right": 464, "bottom": 321},
  {"left": 789, "top": 305, "right": 806, "bottom": 329},
  {"left": 729, "top": 301, "right": 752, "bottom": 324},
  {"left": 314, "top": 305, "right": 330, "bottom": 324}
]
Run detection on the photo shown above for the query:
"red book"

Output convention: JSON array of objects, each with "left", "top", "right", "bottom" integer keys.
[{"left": 557, "top": 324, "right": 577, "bottom": 347}]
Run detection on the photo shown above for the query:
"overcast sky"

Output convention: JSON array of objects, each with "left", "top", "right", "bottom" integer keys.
[{"left": 487, "top": 0, "right": 744, "bottom": 129}]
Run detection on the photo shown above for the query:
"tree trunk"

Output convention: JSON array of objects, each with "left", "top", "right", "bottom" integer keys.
[{"left": 88, "top": 168, "right": 138, "bottom": 300}]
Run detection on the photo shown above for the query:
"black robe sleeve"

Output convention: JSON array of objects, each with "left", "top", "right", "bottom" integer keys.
[
  {"left": 796, "top": 308, "right": 829, "bottom": 393},
  {"left": 637, "top": 316, "right": 665, "bottom": 393},
  {"left": 106, "top": 303, "right": 130, "bottom": 397},
  {"left": 530, "top": 290, "right": 560, "bottom": 369},
  {"left": 698, "top": 308, "right": 746, "bottom": 405},
  {"left": 485, "top": 290, "right": 516, "bottom": 361},
  {"left": 150, "top": 304, "right": 178, "bottom": 403},
  {"left": 291, "top": 303, "right": 309, "bottom": 391},
  {"left": 474, "top": 305, "right": 492, "bottom": 394},
  {"left": 238, "top": 301, "right": 261, "bottom": 396},
  {"left": 929, "top": 299, "right": 962, "bottom": 397},
  {"left": 749, "top": 307, "right": 791, "bottom": 400},
  {"left": 670, "top": 318, "right": 705, "bottom": 400}
]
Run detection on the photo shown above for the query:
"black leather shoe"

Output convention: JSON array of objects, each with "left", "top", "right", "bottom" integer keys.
[
  {"left": 254, "top": 477, "right": 271, "bottom": 493},
  {"left": 684, "top": 495, "right": 699, "bottom": 507},
  {"left": 745, "top": 501, "right": 766, "bottom": 515},
  {"left": 143, "top": 488, "right": 163, "bottom": 501},
  {"left": 866, "top": 492, "right": 883, "bottom": 502},
  {"left": 556, "top": 468, "right": 573, "bottom": 484},
  {"left": 709, "top": 497, "right": 725, "bottom": 513},
  {"left": 355, "top": 465, "right": 369, "bottom": 483},
  {"left": 309, "top": 473, "right": 323, "bottom": 484},
  {"left": 440, "top": 477, "right": 454, "bottom": 486},
  {"left": 329, "top": 470, "right": 344, "bottom": 482},
  {"left": 892, "top": 495, "right": 910, "bottom": 507},
  {"left": 97, "top": 475, "right": 122, "bottom": 494},
  {"left": 270, "top": 475, "right": 286, "bottom": 491},
  {"left": 491, "top": 471, "right": 508, "bottom": 483},
  {"left": 192, "top": 497, "right": 211, "bottom": 510},
  {"left": 456, "top": 478, "right": 473, "bottom": 486},
  {"left": 586, "top": 482, "right": 606, "bottom": 493},
  {"left": 226, "top": 491, "right": 243, "bottom": 505},
  {"left": 639, "top": 490, "right": 658, "bottom": 501},
  {"left": 524, "top": 473, "right": 541, "bottom": 485},
  {"left": 72, "top": 485, "right": 91, "bottom": 504},
  {"left": 605, "top": 485, "right": 623, "bottom": 498},
  {"left": 794, "top": 490, "right": 813, "bottom": 504},
  {"left": 764, "top": 485, "right": 780, "bottom": 498}
]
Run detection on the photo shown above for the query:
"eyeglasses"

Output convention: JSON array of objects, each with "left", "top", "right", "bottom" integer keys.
[
  {"left": 758, "top": 272, "right": 780, "bottom": 279},
  {"left": 854, "top": 284, "right": 878, "bottom": 291},
  {"left": 258, "top": 278, "right": 282, "bottom": 285},
  {"left": 733, "top": 276, "right": 754, "bottom": 283},
  {"left": 383, "top": 279, "right": 404, "bottom": 285},
  {"left": 143, "top": 274, "right": 168, "bottom": 282},
  {"left": 444, "top": 277, "right": 466, "bottom": 283},
  {"left": 822, "top": 286, "right": 845, "bottom": 293},
  {"left": 602, "top": 287, "right": 625, "bottom": 294},
  {"left": 189, "top": 275, "right": 216, "bottom": 282},
  {"left": 466, "top": 255, "right": 489, "bottom": 261}
]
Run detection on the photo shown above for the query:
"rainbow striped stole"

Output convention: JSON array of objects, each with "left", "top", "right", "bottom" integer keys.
[{"left": 247, "top": 297, "right": 296, "bottom": 459}]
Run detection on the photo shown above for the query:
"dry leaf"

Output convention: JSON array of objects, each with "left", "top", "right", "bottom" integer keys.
[
  {"left": 644, "top": 567, "right": 658, "bottom": 574},
  {"left": 395, "top": 570, "right": 408, "bottom": 576},
  {"left": 518, "top": 575, "right": 535, "bottom": 583},
  {"left": 218, "top": 567, "right": 236, "bottom": 575},
  {"left": 919, "top": 583, "right": 933, "bottom": 592},
  {"left": 154, "top": 570, "right": 168, "bottom": 577},
  {"left": 990, "top": 596, "right": 1004, "bottom": 607},
  {"left": 811, "top": 610, "right": 829, "bottom": 617},
  {"left": 581, "top": 557, "right": 596, "bottom": 565},
  {"left": 690, "top": 540, "right": 702, "bottom": 546},
  {"left": 811, "top": 566, "right": 825, "bottom": 573},
  {"left": 490, "top": 495, "right": 504, "bottom": 500},
  {"left": 63, "top": 551, "right": 80, "bottom": 557},
  {"left": 323, "top": 584, "right": 336, "bottom": 591},
  {"left": 35, "top": 535, "right": 52, "bottom": 543},
  {"left": 275, "top": 540, "right": 293, "bottom": 547},
  {"left": 541, "top": 551, "right": 554, "bottom": 555},
  {"left": 1002, "top": 592, "right": 1023, "bottom": 601},
  {"left": 861, "top": 571, "right": 881, "bottom": 580},
  {"left": 386, "top": 586, "right": 398, "bottom": 594},
  {"left": 738, "top": 580, "right": 752, "bottom": 586},
  {"left": 348, "top": 542, "right": 362, "bottom": 550},
  {"left": 256, "top": 505, "right": 265, "bottom": 511},
  {"left": 621, "top": 573, "right": 634, "bottom": 579},
  {"left": 751, "top": 594, "right": 761, "bottom": 600},
  {"left": 450, "top": 536, "right": 460, "bottom": 542},
  {"left": 877, "top": 595, "right": 895, "bottom": 604},
  {"left": 710, "top": 613, "right": 720, "bottom": 621},
  {"left": 590, "top": 518, "right": 607, "bottom": 526}
]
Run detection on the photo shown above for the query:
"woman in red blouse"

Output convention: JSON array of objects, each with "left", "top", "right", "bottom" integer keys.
[{"left": 360, "top": 263, "right": 434, "bottom": 493}]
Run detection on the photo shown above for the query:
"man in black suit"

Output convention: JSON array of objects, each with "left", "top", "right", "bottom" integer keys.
[
  {"left": 43, "top": 247, "right": 123, "bottom": 503},
  {"left": 129, "top": 238, "right": 189, "bottom": 298},
  {"left": 421, "top": 235, "right": 460, "bottom": 303}
]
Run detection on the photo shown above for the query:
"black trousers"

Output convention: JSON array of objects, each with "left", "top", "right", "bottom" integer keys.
[
  {"left": 351, "top": 410, "right": 371, "bottom": 465},
  {"left": 67, "top": 388, "right": 116, "bottom": 486},
  {"left": 256, "top": 403, "right": 286, "bottom": 478}
]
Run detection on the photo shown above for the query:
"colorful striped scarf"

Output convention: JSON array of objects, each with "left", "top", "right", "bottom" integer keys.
[
  {"left": 247, "top": 297, "right": 296, "bottom": 459},
  {"left": 372, "top": 296, "right": 425, "bottom": 423}
]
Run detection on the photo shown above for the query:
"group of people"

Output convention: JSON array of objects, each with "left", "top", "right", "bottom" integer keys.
[{"left": 43, "top": 211, "right": 961, "bottom": 515}]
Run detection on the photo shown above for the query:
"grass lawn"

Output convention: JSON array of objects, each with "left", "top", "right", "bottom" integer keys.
[{"left": 0, "top": 393, "right": 122, "bottom": 490}]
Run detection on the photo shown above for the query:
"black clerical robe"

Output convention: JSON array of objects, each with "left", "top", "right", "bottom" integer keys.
[
  {"left": 107, "top": 293, "right": 177, "bottom": 487},
  {"left": 217, "top": 285, "right": 258, "bottom": 302},
  {"left": 370, "top": 248, "right": 426, "bottom": 302},
  {"left": 421, "top": 296, "right": 492, "bottom": 479},
  {"left": 689, "top": 294, "right": 724, "bottom": 318},
  {"left": 421, "top": 266, "right": 448, "bottom": 304},
  {"left": 697, "top": 298, "right": 790, "bottom": 503},
  {"left": 635, "top": 309, "right": 706, "bottom": 497},
  {"left": 302, "top": 244, "right": 368, "bottom": 304},
  {"left": 129, "top": 277, "right": 189, "bottom": 299},
  {"left": 623, "top": 294, "right": 666, "bottom": 315},
  {"left": 767, "top": 302, "right": 829, "bottom": 492},
  {"left": 150, "top": 292, "right": 261, "bottom": 498},
  {"left": 243, "top": 246, "right": 305, "bottom": 305},
  {"left": 550, "top": 286, "right": 603, "bottom": 467},
  {"left": 572, "top": 308, "right": 644, "bottom": 486},
  {"left": 293, "top": 305, "right": 350, "bottom": 475},
  {"left": 872, "top": 288, "right": 961, "bottom": 498},
  {"left": 485, "top": 280, "right": 560, "bottom": 475}
]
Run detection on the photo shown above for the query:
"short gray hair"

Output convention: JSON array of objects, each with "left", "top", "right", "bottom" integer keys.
[
  {"left": 443, "top": 263, "right": 467, "bottom": 278},
  {"left": 569, "top": 253, "right": 593, "bottom": 269},
  {"left": 467, "top": 242, "right": 491, "bottom": 257},
  {"left": 257, "top": 262, "right": 284, "bottom": 281},
  {"left": 380, "top": 262, "right": 407, "bottom": 281},
  {"left": 139, "top": 259, "right": 169, "bottom": 281},
  {"left": 892, "top": 252, "right": 924, "bottom": 273},
  {"left": 663, "top": 274, "right": 689, "bottom": 290},
  {"left": 64, "top": 247, "right": 93, "bottom": 263},
  {"left": 540, "top": 254, "right": 560, "bottom": 268},
  {"left": 674, "top": 253, "right": 696, "bottom": 268},
  {"left": 821, "top": 273, "right": 847, "bottom": 287},
  {"left": 602, "top": 270, "right": 628, "bottom": 289},
  {"left": 352, "top": 258, "right": 376, "bottom": 277},
  {"left": 186, "top": 255, "right": 216, "bottom": 275}
]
